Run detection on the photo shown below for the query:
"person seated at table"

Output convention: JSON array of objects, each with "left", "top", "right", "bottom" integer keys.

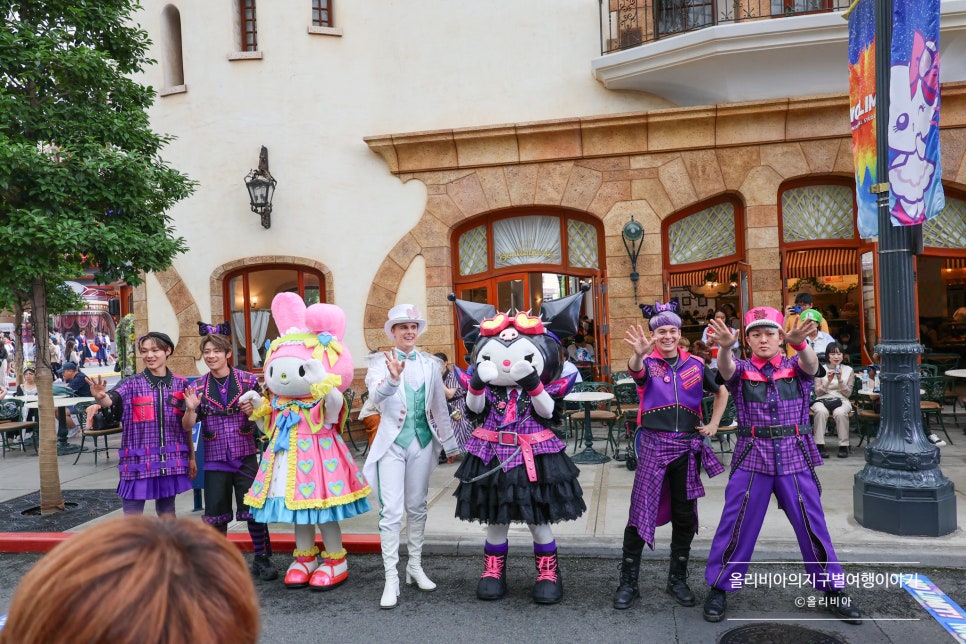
[
  {"left": 568, "top": 334, "right": 596, "bottom": 363},
  {"left": 0, "top": 515, "right": 260, "bottom": 644},
  {"left": 56, "top": 361, "right": 91, "bottom": 436},
  {"left": 811, "top": 342, "right": 854, "bottom": 459},
  {"left": 836, "top": 328, "right": 861, "bottom": 357}
]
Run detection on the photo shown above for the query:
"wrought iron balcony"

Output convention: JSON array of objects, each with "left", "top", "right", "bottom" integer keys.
[
  {"left": 593, "top": 0, "right": 966, "bottom": 106},
  {"left": 599, "top": 0, "right": 852, "bottom": 54}
]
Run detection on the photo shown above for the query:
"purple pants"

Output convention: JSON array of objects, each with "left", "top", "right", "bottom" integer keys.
[{"left": 705, "top": 468, "right": 844, "bottom": 592}]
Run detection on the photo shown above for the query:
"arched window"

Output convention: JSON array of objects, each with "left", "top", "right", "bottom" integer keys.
[
  {"left": 223, "top": 264, "right": 324, "bottom": 371},
  {"left": 662, "top": 196, "right": 746, "bottom": 336},
  {"left": 782, "top": 183, "right": 855, "bottom": 243},
  {"left": 161, "top": 5, "right": 184, "bottom": 88},
  {"left": 452, "top": 209, "right": 605, "bottom": 373}
]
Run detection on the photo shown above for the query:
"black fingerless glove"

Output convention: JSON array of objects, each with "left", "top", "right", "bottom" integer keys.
[
  {"left": 469, "top": 369, "right": 486, "bottom": 392},
  {"left": 516, "top": 368, "right": 541, "bottom": 392}
]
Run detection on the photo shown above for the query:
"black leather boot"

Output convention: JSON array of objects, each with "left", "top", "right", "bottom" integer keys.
[
  {"left": 476, "top": 547, "right": 508, "bottom": 600},
  {"left": 703, "top": 587, "right": 727, "bottom": 622},
  {"left": 666, "top": 556, "right": 696, "bottom": 607},
  {"left": 826, "top": 589, "right": 862, "bottom": 625},
  {"left": 532, "top": 549, "right": 563, "bottom": 604},
  {"left": 613, "top": 556, "right": 641, "bottom": 609}
]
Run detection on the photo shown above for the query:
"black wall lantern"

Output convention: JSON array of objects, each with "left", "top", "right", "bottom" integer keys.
[
  {"left": 244, "top": 146, "right": 276, "bottom": 229},
  {"left": 621, "top": 216, "right": 644, "bottom": 305}
]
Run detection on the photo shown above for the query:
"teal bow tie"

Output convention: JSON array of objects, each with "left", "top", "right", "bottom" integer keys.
[{"left": 397, "top": 351, "right": 418, "bottom": 361}]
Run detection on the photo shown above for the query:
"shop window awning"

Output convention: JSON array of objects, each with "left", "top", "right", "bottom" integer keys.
[
  {"left": 785, "top": 249, "right": 857, "bottom": 279},
  {"left": 668, "top": 262, "right": 741, "bottom": 288},
  {"left": 944, "top": 257, "right": 966, "bottom": 270}
]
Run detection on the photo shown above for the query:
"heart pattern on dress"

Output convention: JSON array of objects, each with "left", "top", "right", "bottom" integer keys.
[
  {"left": 320, "top": 437, "right": 333, "bottom": 450},
  {"left": 250, "top": 481, "right": 264, "bottom": 496},
  {"left": 324, "top": 458, "right": 339, "bottom": 473},
  {"left": 260, "top": 459, "right": 269, "bottom": 473},
  {"left": 327, "top": 480, "right": 344, "bottom": 495},
  {"left": 297, "top": 438, "right": 313, "bottom": 451},
  {"left": 298, "top": 459, "right": 314, "bottom": 474},
  {"left": 356, "top": 472, "right": 366, "bottom": 486},
  {"left": 299, "top": 482, "right": 317, "bottom": 498}
]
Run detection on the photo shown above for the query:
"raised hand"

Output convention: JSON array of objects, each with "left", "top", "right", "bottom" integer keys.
[
  {"left": 183, "top": 385, "right": 200, "bottom": 412},
  {"left": 624, "top": 324, "right": 656, "bottom": 357},
  {"left": 707, "top": 318, "right": 737, "bottom": 348},
  {"left": 783, "top": 318, "right": 817, "bottom": 347},
  {"left": 87, "top": 375, "right": 108, "bottom": 401},
  {"left": 385, "top": 350, "right": 405, "bottom": 380}
]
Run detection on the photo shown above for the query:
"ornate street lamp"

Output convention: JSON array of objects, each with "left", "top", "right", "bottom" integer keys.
[
  {"left": 621, "top": 216, "right": 644, "bottom": 305},
  {"left": 244, "top": 146, "right": 276, "bottom": 229}
]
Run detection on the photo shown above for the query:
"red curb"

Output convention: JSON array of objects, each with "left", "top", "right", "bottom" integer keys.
[{"left": 0, "top": 532, "right": 383, "bottom": 555}]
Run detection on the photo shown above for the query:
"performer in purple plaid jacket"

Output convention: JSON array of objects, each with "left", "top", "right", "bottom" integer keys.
[
  {"left": 89, "top": 331, "right": 197, "bottom": 516},
  {"left": 183, "top": 329, "right": 277, "bottom": 582},
  {"left": 701, "top": 306, "right": 861, "bottom": 625},
  {"left": 613, "top": 301, "right": 727, "bottom": 612}
]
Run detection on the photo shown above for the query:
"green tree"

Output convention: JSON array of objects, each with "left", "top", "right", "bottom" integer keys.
[{"left": 0, "top": 0, "right": 195, "bottom": 513}]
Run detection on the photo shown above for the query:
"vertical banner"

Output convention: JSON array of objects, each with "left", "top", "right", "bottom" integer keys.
[
  {"left": 889, "top": 0, "right": 944, "bottom": 228},
  {"left": 848, "top": 0, "right": 878, "bottom": 239}
]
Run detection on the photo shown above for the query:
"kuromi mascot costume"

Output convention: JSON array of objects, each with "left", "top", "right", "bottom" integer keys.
[
  {"left": 242, "top": 293, "right": 370, "bottom": 591},
  {"left": 363, "top": 305, "right": 460, "bottom": 609},
  {"left": 449, "top": 288, "right": 587, "bottom": 605}
]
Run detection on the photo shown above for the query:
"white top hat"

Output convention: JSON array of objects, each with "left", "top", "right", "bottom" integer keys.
[{"left": 384, "top": 304, "right": 427, "bottom": 340}]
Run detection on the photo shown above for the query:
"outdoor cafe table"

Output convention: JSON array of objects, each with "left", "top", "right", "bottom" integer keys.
[
  {"left": 563, "top": 390, "right": 614, "bottom": 465},
  {"left": 24, "top": 396, "right": 95, "bottom": 454},
  {"left": 944, "top": 368, "right": 966, "bottom": 381}
]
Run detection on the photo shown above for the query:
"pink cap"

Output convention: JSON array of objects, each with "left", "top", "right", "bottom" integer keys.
[{"left": 744, "top": 306, "right": 784, "bottom": 333}]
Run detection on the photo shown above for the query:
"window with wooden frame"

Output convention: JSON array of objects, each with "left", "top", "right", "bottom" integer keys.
[
  {"left": 223, "top": 264, "right": 325, "bottom": 372},
  {"left": 312, "top": 0, "right": 333, "bottom": 27},
  {"left": 241, "top": 0, "right": 257, "bottom": 52}
]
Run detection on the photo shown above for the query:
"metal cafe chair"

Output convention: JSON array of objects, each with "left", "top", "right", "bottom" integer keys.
[{"left": 921, "top": 375, "right": 953, "bottom": 445}]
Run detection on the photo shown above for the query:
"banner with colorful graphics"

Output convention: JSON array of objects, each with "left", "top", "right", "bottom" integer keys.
[
  {"left": 889, "top": 0, "right": 944, "bottom": 230},
  {"left": 848, "top": 0, "right": 877, "bottom": 239}
]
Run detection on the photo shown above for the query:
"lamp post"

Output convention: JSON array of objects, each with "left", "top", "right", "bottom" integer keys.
[
  {"left": 852, "top": 0, "right": 956, "bottom": 536},
  {"left": 244, "top": 146, "right": 276, "bottom": 229},
  {"left": 621, "top": 216, "right": 644, "bottom": 305}
]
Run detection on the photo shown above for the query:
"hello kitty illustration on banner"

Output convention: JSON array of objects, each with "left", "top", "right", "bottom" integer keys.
[{"left": 848, "top": 0, "right": 944, "bottom": 239}]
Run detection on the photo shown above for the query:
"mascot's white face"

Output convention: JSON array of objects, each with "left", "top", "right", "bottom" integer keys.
[
  {"left": 265, "top": 355, "right": 323, "bottom": 398},
  {"left": 475, "top": 335, "right": 546, "bottom": 387}
]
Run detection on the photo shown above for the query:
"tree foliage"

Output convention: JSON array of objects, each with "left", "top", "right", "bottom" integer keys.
[
  {"left": 0, "top": 0, "right": 195, "bottom": 513},
  {"left": 0, "top": 0, "right": 194, "bottom": 293}
]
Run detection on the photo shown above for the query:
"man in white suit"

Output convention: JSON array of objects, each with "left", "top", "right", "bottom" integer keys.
[{"left": 364, "top": 304, "right": 459, "bottom": 609}]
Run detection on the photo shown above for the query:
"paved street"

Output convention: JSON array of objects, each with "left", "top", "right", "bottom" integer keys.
[{"left": 1, "top": 551, "right": 964, "bottom": 642}]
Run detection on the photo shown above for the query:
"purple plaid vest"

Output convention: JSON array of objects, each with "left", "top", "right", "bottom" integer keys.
[
  {"left": 114, "top": 372, "right": 192, "bottom": 481},
  {"left": 197, "top": 368, "right": 261, "bottom": 462}
]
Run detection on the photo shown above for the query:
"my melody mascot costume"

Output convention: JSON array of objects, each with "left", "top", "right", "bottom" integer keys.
[
  {"left": 242, "top": 292, "right": 371, "bottom": 590},
  {"left": 449, "top": 288, "right": 588, "bottom": 604}
]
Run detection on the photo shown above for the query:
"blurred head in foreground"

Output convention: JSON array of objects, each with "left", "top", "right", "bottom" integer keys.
[{"left": 0, "top": 515, "right": 259, "bottom": 644}]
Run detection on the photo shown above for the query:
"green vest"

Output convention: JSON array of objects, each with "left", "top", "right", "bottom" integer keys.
[{"left": 395, "top": 382, "right": 432, "bottom": 449}]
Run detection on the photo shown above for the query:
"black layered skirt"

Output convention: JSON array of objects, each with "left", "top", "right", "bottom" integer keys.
[{"left": 453, "top": 451, "right": 586, "bottom": 525}]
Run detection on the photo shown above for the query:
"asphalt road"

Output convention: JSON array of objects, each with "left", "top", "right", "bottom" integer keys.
[{"left": 2, "top": 552, "right": 964, "bottom": 643}]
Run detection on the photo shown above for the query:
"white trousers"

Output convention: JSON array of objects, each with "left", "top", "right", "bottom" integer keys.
[{"left": 374, "top": 439, "right": 435, "bottom": 533}]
